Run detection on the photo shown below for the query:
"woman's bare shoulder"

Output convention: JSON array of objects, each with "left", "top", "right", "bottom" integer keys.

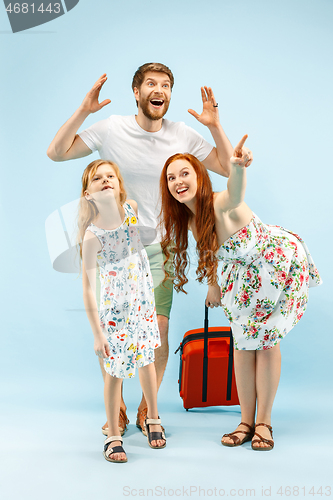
[{"left": 213, "top": 190, "right": 229, "bottom": 213}]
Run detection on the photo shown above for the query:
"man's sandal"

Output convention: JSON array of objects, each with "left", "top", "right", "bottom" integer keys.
[
  {"left": 103, "top": 436, "right": 127, "bottom": 463},
  {"left": 102, "top": 408, "right": 130, "bottom": 436},
  {"left": 251, "top": 423, "right": 274, "bottom": 451},
  {"left": 144, "top": 417, "right": 166, "bottom": 449},
  {"left": 136, "top": 407, "right": 148, "bottom": 436},
  {"left": 221, "top": 422, "right": 255, "bottom": 447}
]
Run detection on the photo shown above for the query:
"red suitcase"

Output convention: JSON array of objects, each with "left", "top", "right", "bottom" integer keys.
[{"left": 175, "top": 306, "right": 239, "bottom": 410}]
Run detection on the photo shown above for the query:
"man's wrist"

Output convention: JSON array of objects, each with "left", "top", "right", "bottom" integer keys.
[
  {"left": 77, "top": 105, "right": 92, "bottom": 119},
  {"left": 207, "top": 121, "right": 222, "bottom": 133}
]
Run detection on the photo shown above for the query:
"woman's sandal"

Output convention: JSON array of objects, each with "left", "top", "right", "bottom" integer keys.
[
  {"left": 251, "top": 423, "right": 274, "bottom": 451},
  {"left": 103, "top": 435, "right": 128, "bottom": 463},
  {"left": 221, "top": 422, "right": 255, "bottom": 447},
  {"left": 144, "top": 417, "right": 166, "bottom": 449}
]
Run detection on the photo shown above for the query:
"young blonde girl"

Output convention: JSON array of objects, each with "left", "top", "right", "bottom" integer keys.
[
  {"left": 78, "top": 159, "right": 166, "bottom": 463},
  {"left": 159, "top": 136, "right": 321, "bottom": 451}
]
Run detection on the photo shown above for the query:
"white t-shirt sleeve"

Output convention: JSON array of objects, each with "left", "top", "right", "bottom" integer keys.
[
  {"left": 78, "top": 118, "right": 110, "bottom": 153},
  {"left": 184, "top": 124, "right": 214, "bottom": 161}
]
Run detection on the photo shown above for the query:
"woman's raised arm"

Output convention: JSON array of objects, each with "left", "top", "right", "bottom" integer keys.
[{"left": 215, "top": 135, "right": 253, "bottom": 212}]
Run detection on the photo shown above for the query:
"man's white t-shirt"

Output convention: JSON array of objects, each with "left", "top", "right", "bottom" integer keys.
[{"left": 79, "top": 115, "right": 213, "bottom": 245}]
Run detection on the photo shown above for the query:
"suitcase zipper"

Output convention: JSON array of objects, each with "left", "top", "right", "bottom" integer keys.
[{"left": 174, "top": 330, "right": 231, "bottom": 354}]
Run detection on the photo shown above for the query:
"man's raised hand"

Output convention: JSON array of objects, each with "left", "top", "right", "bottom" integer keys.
[
  {"left": 188, "top": 86, "right": 220, "bottom": 128},
  {"left": 80, "top": 74, "right": 111, "bottom": 114},
  {"left": 231, "top": 134, "right": 253, "bottom": 168}
]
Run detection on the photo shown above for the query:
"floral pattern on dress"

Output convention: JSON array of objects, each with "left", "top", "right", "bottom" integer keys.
[
  {"left": 218, "top": 213, "right": 322, "bottom": 350},
  {"left": 234, "top": 265, "right": 262, "bottom": 310},
  {"left": 86, "top": 203, "right": 160, "bottom": 378}
]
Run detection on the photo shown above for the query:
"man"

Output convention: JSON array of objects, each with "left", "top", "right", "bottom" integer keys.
[{"left": 47, "top": 62, "right": 235, "bottom": 436}]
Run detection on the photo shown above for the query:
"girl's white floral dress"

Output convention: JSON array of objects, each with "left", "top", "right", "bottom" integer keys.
[
  {"left": 86, "top": 202, "right": 160, "bottom": 378},
  {"left": 217, "top": 214, "right": 322, "bottom": 350}
]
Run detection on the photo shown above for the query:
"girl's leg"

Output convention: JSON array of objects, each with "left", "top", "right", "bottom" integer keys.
[
  {"left": 104, "top": 373, "right": 126, "bottom": 461},
  {"left": 138, "top": 315, "right": 169, "bottom": 412},
  {"left": 99, "top": 357, "right": 127, "bottom": 411},
  {"left": 254, "top": 343, "right": 281, "bottom": 448},
  {"left": 222, "top": 350, "right": 256, "bottom": 444},
  {"left": 138, "top": 363, "right": 166, "bottom": 448}
]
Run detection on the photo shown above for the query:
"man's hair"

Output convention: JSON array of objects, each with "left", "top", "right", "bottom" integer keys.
[{"left": 132, "top": 63, "right": 174, "bottom": 91}]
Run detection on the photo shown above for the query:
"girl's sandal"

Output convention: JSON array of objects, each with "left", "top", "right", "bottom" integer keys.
[
  {"left": 103, "top": 435, "right": 128, "bottom": 463},
  {"left": 144, "top": 417, "right": 166, "bottom": 449},
  {"left": 251, "top": 423, "right": 274, "bottom": 451},
  {"left": 221, "top": 422, "right": 255, "bottom": 447}
]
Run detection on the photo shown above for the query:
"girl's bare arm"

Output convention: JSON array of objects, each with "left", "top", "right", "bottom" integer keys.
[{"left": 82, "top": 231, "right": 110, "bottom": 358}]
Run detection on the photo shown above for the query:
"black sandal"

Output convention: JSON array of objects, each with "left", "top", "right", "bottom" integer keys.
[
  {"left": 103, "top": 435, "right": 128, "bottom": 463},
  {"left": 144, "top": 417, "right": 166, "bottom": 449}
]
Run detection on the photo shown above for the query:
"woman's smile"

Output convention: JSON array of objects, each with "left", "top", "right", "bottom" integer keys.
[
  {"left": 167, "top": 159, "right": 197, "bottom": 206},
  {"left": 176, "top": 186, "right": 189, "bottom": 195}
]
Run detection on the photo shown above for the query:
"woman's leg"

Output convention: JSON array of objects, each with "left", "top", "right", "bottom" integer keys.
[
  {"left": 104, "top": 373, "right": 126, "bottom": 461},
  {"left": 222, "top": 350, "right": 256, "bottom": 444},
  {"left": 254, "top": 343, "right": 281, "bottom": 448},
  {"left": 138, "top": 363, "right": 165, "bottom": 448}
]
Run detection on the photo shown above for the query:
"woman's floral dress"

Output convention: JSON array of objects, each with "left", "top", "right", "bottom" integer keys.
[
  {"left": 86, "top": 202, "right": 160, "bottom": 378},
  {"left": 217, "top": 214, "right": 322, "bottom": 350}
]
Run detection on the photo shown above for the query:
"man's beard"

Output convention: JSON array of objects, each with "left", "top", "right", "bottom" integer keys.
[{"left": 139, "top": 95, "right": 170, "bottom": 121}]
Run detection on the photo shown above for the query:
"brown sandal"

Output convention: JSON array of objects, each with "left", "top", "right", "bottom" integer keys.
[
  {"left": 102, "top": 408, "right": 130, "bottom": 437},
  {"left": 221, "top": 422, "right": 255, "bottom": 447},
  {"left": 136, "top": 407, "right": 148, "bottom": 436},
  {"left": 251, "top": 423, "right": 274, "bottom": 451}
]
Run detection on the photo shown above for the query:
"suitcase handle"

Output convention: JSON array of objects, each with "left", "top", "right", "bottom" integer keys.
[
  {"left": 202, "top": 305, "right": 234, "bottom": 403},
  {"left": 202, "top": 306, "right": 209, "bottom": 402}
]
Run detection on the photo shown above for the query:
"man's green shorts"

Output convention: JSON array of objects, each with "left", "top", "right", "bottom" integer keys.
[
  {"left": 96, "top": 242, "right": 174, "bottom": 319},
  {"left": 145, "top": 242, "right": 174, "bottom": 319}
]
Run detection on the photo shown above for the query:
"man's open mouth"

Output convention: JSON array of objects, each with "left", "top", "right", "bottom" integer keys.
[{"left": 150, "top": 99, "right": 164, "bottom": 108}]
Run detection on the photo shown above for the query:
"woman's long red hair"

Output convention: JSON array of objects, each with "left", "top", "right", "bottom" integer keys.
[{"left": 159, "top": 153, "right": 219, "bottom": 293}]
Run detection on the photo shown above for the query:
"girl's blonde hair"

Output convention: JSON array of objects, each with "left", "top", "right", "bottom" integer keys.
[{"left": 77, "top": 160, "right": 127, "bottom": 259}]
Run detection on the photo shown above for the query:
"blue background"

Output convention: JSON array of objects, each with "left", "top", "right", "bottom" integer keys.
[{"left": 0, "top": 1, "right": 332, "bottom": 499}]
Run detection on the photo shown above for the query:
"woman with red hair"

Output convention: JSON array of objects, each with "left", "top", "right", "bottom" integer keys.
[{"left": 159, "top": 136, "right": 322, "bottom": 451}]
